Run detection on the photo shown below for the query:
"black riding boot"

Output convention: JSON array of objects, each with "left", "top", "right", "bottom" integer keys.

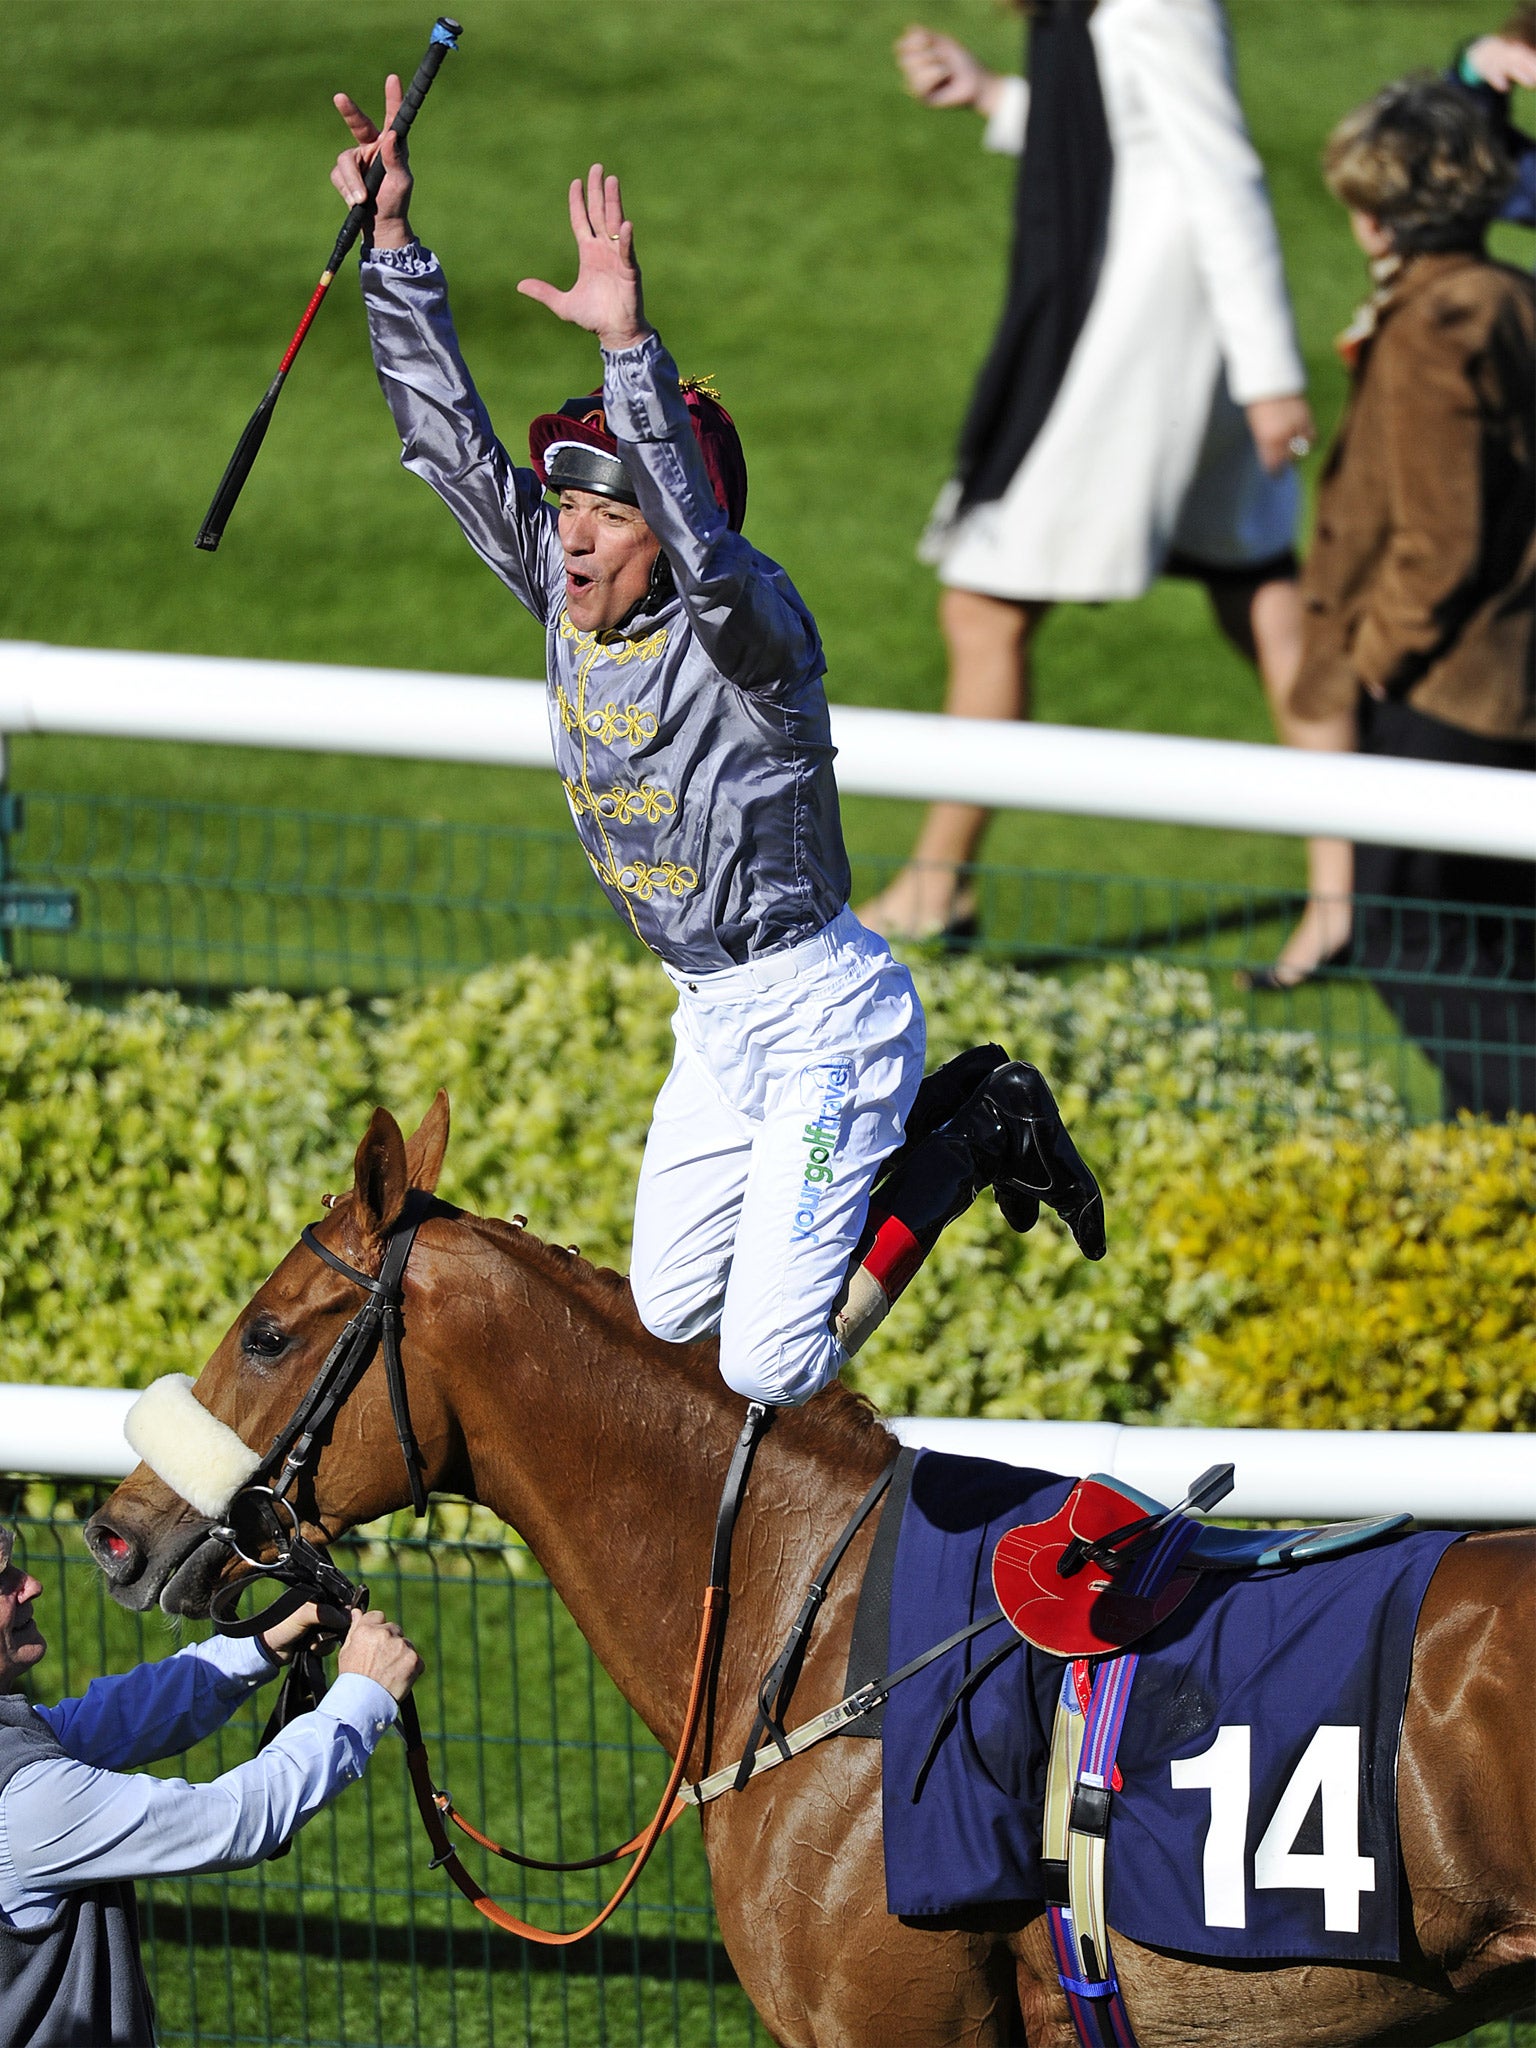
[{"left": 834, "top": 1055, "right": 1106, "bottom": 1357}]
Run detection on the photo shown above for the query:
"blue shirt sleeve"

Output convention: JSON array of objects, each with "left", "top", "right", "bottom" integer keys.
[
  {"left": 37, "top": 1633, "right": 279, "bottom": 1770},
  {"left": 1, "top": 1676, "right": 397, "bottom": 1909}
]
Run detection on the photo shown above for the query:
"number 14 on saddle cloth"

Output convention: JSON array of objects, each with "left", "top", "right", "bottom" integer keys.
[{"left": 853, "top": 1449, "right": 1461, "bottom": 1963}]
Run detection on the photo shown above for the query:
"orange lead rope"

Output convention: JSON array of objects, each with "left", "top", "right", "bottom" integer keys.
[{"left": 399, "top": 1403, "right": 773, "bottom": 1943}]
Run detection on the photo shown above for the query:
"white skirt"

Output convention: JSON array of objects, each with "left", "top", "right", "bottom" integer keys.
[{"left": 923, "top": 55, "right": 1300, "bottom": 603}]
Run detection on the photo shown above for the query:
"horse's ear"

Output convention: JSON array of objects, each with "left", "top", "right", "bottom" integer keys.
[
  {"left": 404, "top": 1089, "right": 451, "bottom": 1194},
  {"left": 353, "top": 1107, "right": 410, "bottom": 1240}
]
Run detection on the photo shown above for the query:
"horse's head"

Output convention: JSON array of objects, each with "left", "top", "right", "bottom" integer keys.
[{"left": 85, "top": 1092, "right": 458, "bottom": 1616}]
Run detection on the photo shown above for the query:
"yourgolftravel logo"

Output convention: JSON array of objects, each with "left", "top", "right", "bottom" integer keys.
[{"left": 793, "top": 1062, "right": 851, "bottom": 1242}]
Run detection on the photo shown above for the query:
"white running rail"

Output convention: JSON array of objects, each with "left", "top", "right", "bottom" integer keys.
[
  {"left": 1, "top": 640, "right": 1532, "bottom": 860},
  {"left": 1, "top": 1384, "right": 1529, "bottom": 1525}
]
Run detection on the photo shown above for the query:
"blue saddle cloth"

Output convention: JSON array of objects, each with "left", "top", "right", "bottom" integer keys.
[{"left": 873, "top": 1450, "right": 1462, "bottom": 1963}]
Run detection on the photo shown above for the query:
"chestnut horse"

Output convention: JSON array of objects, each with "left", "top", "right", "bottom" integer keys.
[{"left": 87, "top": 1097, "right": 1534, "bottom": 2047}]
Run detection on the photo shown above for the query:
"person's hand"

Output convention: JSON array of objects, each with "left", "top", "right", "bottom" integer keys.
[
  {"left": 259, "top": 1600, "right": 336, "bottom": 1666},
  {"left": 895, "top": 27, "right": 1005, "bottom": 117},
  {"left": 331, "top": 75, "right": 414, "bottom": 253},
  {"left": 336, "top": 1607, "right": 424, "bottom": 1703},
  {"left": 1245, "top": 394, "right": 1317, "bottom": 475},
  {"left": 1464, "top": 33, "right": 1536, "bottom": 90},
  {"left": 518, "top": 165, "right": 652, "bottom": 354}
]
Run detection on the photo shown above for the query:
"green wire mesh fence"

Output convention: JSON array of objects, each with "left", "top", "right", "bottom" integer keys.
[
  {"left": 1, "top": 789, "right": 1530, "bottom": 1119},
  {"left": 4, "top": 1498, "right": 1527, "bottom": 2048},
  {"left": 9, "top": 1496, "right": 761, "bottom": 2048}
]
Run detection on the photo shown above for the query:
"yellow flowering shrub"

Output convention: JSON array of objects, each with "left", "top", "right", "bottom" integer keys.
[
  {"left": 1156, "top": 1119, "right": 1536, "bottom": 1431},
  {"left": 0, "top": 953, "right": 1527, "bottom": 1435}
]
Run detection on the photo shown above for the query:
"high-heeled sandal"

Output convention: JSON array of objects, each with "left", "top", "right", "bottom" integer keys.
[{"left": 1235, "top": 936, "right": 1354, "bottom": 994}]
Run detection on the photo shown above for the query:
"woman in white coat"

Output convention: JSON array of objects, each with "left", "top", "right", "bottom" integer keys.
[{"left": 864, "top": 0, "right": 1349, "bottom": 987}]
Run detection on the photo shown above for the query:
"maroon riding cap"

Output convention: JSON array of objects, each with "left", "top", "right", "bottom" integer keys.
[{"left": 528, "top": 381, "right": 748, "bottom": 532}]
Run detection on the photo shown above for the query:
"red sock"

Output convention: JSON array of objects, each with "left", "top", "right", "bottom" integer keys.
[{"left": 833, "top": 1215, "right": 927, "bottom": 1356}]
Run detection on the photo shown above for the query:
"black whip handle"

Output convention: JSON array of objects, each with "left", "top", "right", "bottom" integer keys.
[
  {"left": 324, "top": 17, "right": 462, "bottom": 276},
  {"left": 193, "top": 17, "right": 461, "bottom": 552}
]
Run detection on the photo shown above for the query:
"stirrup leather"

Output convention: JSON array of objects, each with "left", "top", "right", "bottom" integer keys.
[{"left": 1042, "top": 1657, "right": 1141, "bottom": 2048}]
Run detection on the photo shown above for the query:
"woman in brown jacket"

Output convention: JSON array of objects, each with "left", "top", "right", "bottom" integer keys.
[{"left": 1290, "top": 77, "right": 1534, "bottom": 1116}]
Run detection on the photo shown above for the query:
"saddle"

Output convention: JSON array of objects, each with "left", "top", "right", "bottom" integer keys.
[
  {"left": 991, "top": 1467, "right": 1411, "bottom": 1659},
  {"left": 991, "top": 1468, "right": 1411, "bottom": 2048}
]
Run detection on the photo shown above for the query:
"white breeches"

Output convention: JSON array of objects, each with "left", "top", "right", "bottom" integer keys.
[{"left": 630, "top": 908, "right": 926, "bottom": 1406}]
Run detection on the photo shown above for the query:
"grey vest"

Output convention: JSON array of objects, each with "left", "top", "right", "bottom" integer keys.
[
  {"left": 361, "top": 256, "right": 855, "bottom": 974},
  {"left": 0, "top": 1695, "right": 156, "bottom": 2047}
]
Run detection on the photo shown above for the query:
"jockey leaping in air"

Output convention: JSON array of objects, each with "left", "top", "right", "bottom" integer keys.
[{"left": 333, "top": 82, "right": 1106, "bottom": 1407}]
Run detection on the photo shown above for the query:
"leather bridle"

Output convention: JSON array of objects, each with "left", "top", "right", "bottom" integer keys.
[
  {"left": 200, "top": 1199, "right": 779, "bottom": 1944},
  {"left": 201, "top": 1199, "right": 966, "bottom": 1945},
  {"left": 201, "top": 1192, "right": 448, "bottom": 1779},
  {"left": 239, "top": 1189, "right": 447, "bottom": 1522}
]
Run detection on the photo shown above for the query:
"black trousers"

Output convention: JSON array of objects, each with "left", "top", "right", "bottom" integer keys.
[{"left": 1354, "top": 698, "right": 1535, "bottom": 1119}]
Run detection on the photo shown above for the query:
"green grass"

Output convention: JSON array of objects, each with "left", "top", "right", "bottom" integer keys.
[{"left": 5, "top": 0, "right": 1531, "bottom": 890}]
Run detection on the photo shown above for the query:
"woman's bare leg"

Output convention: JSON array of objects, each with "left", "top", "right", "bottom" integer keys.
[
  {"left": 859, "top": 588, "right": 1049, "bottom": 940},
  {"left": 1211, "top": 574, "right": 1354, "bottom": 982}
]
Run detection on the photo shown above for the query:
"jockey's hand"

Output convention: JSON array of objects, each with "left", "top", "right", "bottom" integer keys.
[
  {"left": 518, "top": 164, "right": 654, "bottom": 355},
  {"left": 331, "top": 76, "right": 414, "bottom": 253}
]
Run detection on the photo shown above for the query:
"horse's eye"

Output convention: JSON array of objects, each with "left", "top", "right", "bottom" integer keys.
[{"left": 241, "top": 1319, "right": 289, "bottom": 1362}]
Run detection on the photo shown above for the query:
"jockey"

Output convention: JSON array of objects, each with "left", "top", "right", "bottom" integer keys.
[{"left": 333, "top": 89, "right": 1104, "bottom": 1405}]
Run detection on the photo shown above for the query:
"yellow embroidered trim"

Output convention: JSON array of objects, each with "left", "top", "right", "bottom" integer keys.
[
  {"left": 563, "top": 777, "right": 677, "bottom": 826},
  {"left": 561, "top": 682, "right": 661, "bottom": 744},
  {"left": 560, "top": 615, "right": 673, "bottom": 940},
  {"left": 581, "top": 700, "right": 660, "bottom": 747},
  {"left": 559, "top": 617, "right": 668, "bottom": 667},
  {"left": 587, "top": 853, "right": 699, "bottom": 903},
  {"left": 556, "top": 619, "right": 667, "bottom": 756}
]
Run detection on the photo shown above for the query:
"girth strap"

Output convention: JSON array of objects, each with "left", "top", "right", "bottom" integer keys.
[{"left": 732, "top": 1459, "right": 895, "bottom": 1791}]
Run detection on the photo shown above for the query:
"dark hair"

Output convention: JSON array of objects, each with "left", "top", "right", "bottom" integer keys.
[{"left": 1324, "top": 77, "right": 1516, "bottom": 252}]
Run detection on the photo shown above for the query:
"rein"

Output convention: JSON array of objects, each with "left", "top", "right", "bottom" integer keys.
[
  {"left": 204, "top": 1201, "right": 1011, "bottom": 1944},
  {"left": 400, "top": 1396, "right": 773, "bottom": 1944},
  {"left": 206, "top": 1198, "right": 777, "bottom": 1942}
]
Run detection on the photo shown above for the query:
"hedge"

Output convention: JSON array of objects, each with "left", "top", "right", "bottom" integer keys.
[{"left": 0, "top": 953, "right": 1530, "bottom": 1433}]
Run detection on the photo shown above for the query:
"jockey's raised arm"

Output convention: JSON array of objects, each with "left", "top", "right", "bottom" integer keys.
[
  {"left": 362, "top": 254, "right": 563, "bottom": 622},
  {"left": 600, "top": 334, "right": 823, "bottom": 694},
  {"left": 344, "top": 117, "right": 1104, "bottom": 1410}
]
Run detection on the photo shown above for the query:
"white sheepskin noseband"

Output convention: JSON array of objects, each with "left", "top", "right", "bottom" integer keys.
[{"left": 124, "top": 1373, "right": 262, "bottom": 1519}]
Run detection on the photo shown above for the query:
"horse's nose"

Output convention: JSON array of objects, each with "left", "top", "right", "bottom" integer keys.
[{"left": 83, "top": 1512, "right": 145, "bottom": 1587}]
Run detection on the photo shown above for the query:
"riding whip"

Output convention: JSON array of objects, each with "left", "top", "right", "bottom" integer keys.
[{"left": 193, "top": 16, "right": 463, "bottom": 552}]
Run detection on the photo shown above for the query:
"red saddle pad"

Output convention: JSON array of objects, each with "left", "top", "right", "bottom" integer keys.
[{"left": 991, "top": 1476, "right": 1197, "bottom": 1657}]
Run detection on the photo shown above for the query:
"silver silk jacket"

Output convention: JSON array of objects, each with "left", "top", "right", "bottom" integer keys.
[{"left": 360, "top": 246, "right": 852, "bottom": 974}]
